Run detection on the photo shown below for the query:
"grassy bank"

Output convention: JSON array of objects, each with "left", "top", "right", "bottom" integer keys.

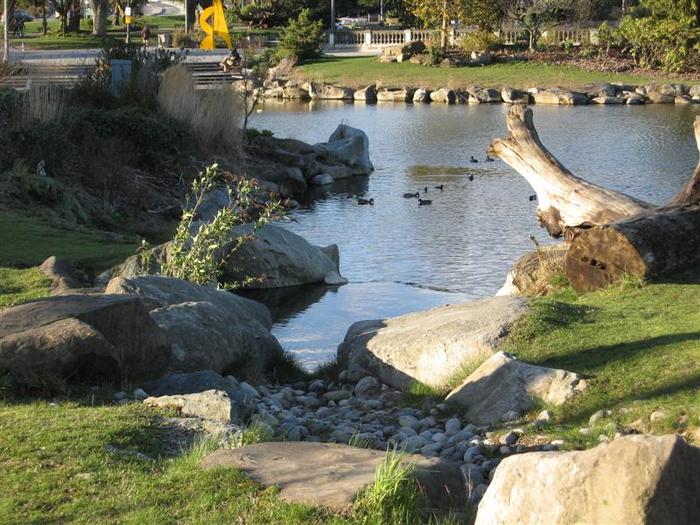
[
  {"left": 482, "top": 272, "right": 700, "bottom": 448},
  {"left": 295, "top": 57, "right": 693, "bottom": 90},
  {"left": 0, "top": 401, "right": 350, "bottom": 524},
  {"left": 0, "top": 212, "right": 137, "bottom": 307}
]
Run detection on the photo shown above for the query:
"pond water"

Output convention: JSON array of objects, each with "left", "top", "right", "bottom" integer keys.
[{"left": 247, "top": 101, "right": 700, "bottom": 369}]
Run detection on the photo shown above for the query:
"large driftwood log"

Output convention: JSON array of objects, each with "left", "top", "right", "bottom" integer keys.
[
  {"left": 489, "top": 105, "right": 654, "bottom": 238},
  {"left": 491, "top": 108, "right": 700, "bottom": 291},
  {"left": 564, "top": 203, "right": 700, "bottom": 291}
]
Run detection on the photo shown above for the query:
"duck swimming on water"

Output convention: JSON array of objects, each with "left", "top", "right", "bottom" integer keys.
[
  {"left": 357, "top": 198, "right": 374, "bottom": 205},
  {"left": 529, "top": 194, "right": 537, "bottom": 202},
  {"left": 403, "top": 192, "right": 420, "bottom": 198},
  {"left": 435, "top": 184, "right": 444, "bottom": 190},
  {"left": 470, "top": 156, "right": 478, "bottom": 163},
  {"left": 468, "top": 174, "right": 474, "bottom": 181},
  {"left": 485, "top": 156, "right": 495, "bottom": 162},
  {"left": 418, "top": 198, "right": 432, "bottom": 205}
]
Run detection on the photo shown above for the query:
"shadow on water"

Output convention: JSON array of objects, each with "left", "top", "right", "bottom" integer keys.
[{"left": 242, "top": 282, "right": 471, "bottom": 370}]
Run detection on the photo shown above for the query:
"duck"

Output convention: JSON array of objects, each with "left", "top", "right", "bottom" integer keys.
[
  {"left": 403, "top": 192, "right": 420, "bottom": 198},
  {"left": 418, "top": 198, "right": 432, "bottom": 205},
  {"left": 485, "top": 155, "right": 495, "bottom": 162},
  {"left": 357, "top": 198, "right": 374, "bottom": 205},
  {"left": 435, "top": 184, "right": 444, "bottom": 191},
  {"left": 468, "top": 174, "right": 474, "bottom": 181},
  {"left": 424, "top": 186, "right": 429, "bottom": 193},
  {"left": 469, "top": 156, "right": 479, "bottom": 163},
  {"left": 528, "top": 194, "right": 537, "bottom": 202}
]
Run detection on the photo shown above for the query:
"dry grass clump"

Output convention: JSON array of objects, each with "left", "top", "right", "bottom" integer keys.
[
  {"left": 158, "top": 65, "right": 243, "bottom": 156},
  {"left": 21, "top": 84, "right": 67, "bottom": 124}
]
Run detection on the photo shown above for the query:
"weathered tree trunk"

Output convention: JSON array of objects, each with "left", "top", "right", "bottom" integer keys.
[
  {"left": 564, "top": 203, "right": 700, "bottom": 291},
  {"left": 90, "top": 0, "right": 108, "bottom": 37},
  {"left": 564, "top": 117, "right": 700, "bottom": 291},
  {"left": 491, "top": 107, "right": 700, "bottom": 291},
  {"left": 488, "top": 105, "right": 654, "bottom": 239}
]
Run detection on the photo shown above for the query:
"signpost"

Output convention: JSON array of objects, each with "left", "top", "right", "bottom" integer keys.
[
  {"left": 125, "top": 6, "right": 132, "bottom": 44},
  {"left": 3, "top": 0, "right": 9, "bottom": 62}
]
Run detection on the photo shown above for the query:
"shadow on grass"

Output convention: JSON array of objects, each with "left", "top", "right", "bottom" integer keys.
[{"left": 541, "top": 331, "right": 700, "bottom": 373}]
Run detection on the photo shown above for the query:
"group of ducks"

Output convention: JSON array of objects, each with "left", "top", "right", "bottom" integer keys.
[{"left": 355, "top": 155, "right": 523, "bottom": 206}]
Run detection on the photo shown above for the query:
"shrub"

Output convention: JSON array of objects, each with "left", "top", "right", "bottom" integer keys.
[
  {"left": 604, "top": 16, "right": 700, "bottom": 72},
  {"left": 460, "top": 30, "right": 500, "bottom": 56},
  {"left": 20, "top": 84, "right": 68, "bottom": 125},
  {"left": 161, "top": 163, "right": 284, "bottom": 287},
  {"left": 426, "top": 40, "right": 445, "bottom": 65},
  {"left": 275, "top": 8, "right": 324, "bottom": 64},
  {"left": 171, "top": 29, "right": 199, "bottom": 49},
  {"left": 158, "top": 65, "right": 244, "bottom": 155}
]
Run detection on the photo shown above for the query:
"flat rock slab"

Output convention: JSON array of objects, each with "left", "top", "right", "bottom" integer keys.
[
  {"left": 201, "top": 442, "right": 469, "bottom": 514},
  {"left": 475, "top": 435, "right": 700, "bottom": 525},
  {"left": 338, "top": 296, "right": 528, "bottom": 391}
]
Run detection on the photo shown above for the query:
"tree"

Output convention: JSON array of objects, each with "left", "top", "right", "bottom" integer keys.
[
  {"left": 502, "top": 0, "right": 573, "bottom": 50},
  {"left": 275, "top": 8, "right": 324, "bottom": 63},
  {"left": 90, "top": 0, "right": 109, "bottom": 36},
  {"left": 407, "top": 0, "right": 467, "bottom": 48},
  {"left": 640, "top": 0, "right": 700, "bottom": 26}
]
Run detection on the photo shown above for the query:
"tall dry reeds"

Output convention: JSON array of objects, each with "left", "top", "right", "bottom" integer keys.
[
  {"left": 21, "top": 83, "right": 67, "bottom": 125},
  {"left": 157, "top": 65, "right": 244, "bottom": 156}
]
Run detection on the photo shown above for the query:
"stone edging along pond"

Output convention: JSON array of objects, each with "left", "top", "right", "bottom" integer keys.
[{"left": 261, "top": 80, "right": 700, "bottom": 106}]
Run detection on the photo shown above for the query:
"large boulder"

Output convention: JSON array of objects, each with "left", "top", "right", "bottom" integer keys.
[
  {"left": 219, "top": 224, "right": 349, "bottom": 289},
  {"left": 533, "top": 89, "right": 588, "bottom": 105},
  {"left": 376, "top": 87, "right": 416, "bottom": 103},
  {"left": 201, "top": 441, "right": 469, "bottom": 516},
  {"left": 413, "top": 88, "right": 431, "bottom": 103},
  {"left": 314, "top": 124, "right": 374, "bottom": 176},
  {"left": 430, "top": 88, "right": 456, "bottom": 104},
  {"left": 353, "top": 84, "right": 378, "bottom": 103},
  {"left": 98, "top": 225, "right": 348, "bottom": 291},
  {"left": 105, "top": 275, "right": 284, "bottom": 374},
  {"left": 338, "top": 297, "right": 528, "bottom": 391},
  {"left": 445, "top": 352, "right": 587, "bottom": 425},
  {"left": 38, "top": 256, "right": 81, "bottom": 294},
  {"left": 304, "top": 82, "right": 355, "bottom": 100},
  {"left": 467, "top": 87, "right": 502, "bottom": 104},
  {"left": 475, "top": 435, "right": 700, "bottom": 525},
  {"left": 501, "top": 87, "right": 530, "bottom": 104},
  {"left": 0, "top": 294, "right": 170, "bottom": 387}
]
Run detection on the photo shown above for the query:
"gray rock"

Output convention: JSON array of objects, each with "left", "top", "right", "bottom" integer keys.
[
  {"left": 0, "top": 294, "right": 170, "bottom": 387},
  {"left": 354, "top": 84, "right": 378, "bottom": 103},
  {"left": 430, "top": 88, "right": 456, "bottom": 104},
  {"left": 376, "top": 87, "right": 416, "bottom": 103},
  {"left": 38, "top": 256, "right": 81, "bottom": 294},
  {"left": 338, "top": 296, "right": 528, "bottom": 391},
  {"left": 304, "top": 82, "right": 354, "bottom": 101},
  {"left": 144, "top": 389, "right": 238, "bottom": 423},
  {"left": 106, "top": 275, "right": 282, "bottom": 375},
  {"left": 475, "top": 435, "right": 700, "bottom": 525},
  {"left": 315, "top": 124, "right": 374, "bottom": 176},
  {"left": 354, "top": 376, "right": 380, "bottom": 398},
  {"left": 501, "top": 87, "right": 530, "bottom": 104},
  {"left": 445, "top": 417, "right": 461, "bottom": 435},
  {"left": 446, "top": 352, "right": 587, "bottom": 425},
  {"left": 398, "top": 415, "right": 420, "bottom": 430},
  {"left": 325, "top": 390, "right": 351, "bottom": 402},
  {"left": 412, "top": 88, "right": 431, "bottom": 103},
  {"left": 114, "top": 391, "right": 128, "bottom": 401},
  {"left": 133, "top": 388, "right": 149, "bottom": 401},
  {"left": 310, "top": 174, "right": 334, "bottom": 186},
  {"left": 220, "top": 225, "right": 348, "bottom": 289},
  {"left": 201, "top": 441, "right": 468, "bottom": 513}
]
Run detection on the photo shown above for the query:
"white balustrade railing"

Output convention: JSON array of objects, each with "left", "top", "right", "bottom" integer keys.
[{"left": 327, "top": 25, "right": 598, "bottom": 49}]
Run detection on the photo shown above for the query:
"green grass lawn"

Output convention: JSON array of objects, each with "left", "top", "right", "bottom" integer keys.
[
  {"left": 0, "top": 212, "right": 137, "bottom": 307},
  {"left": 496, "top": 275, "right": 700, "bottom": 448},
  {"left": 0, "top": 401, "right": 351, "bottom": 524},
  {"left": 296, "top": 56, "right": 695, "bottom": 90},
  {"left": 0, "top": 212, "right": 137, "bottom": 271},
  {"left": 9, "top": 16, "right": 186, "bottom": 50}
]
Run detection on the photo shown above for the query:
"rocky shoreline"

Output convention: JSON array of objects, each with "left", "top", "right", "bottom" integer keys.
[{"left": 262, "top": 79, "right": 700, "bottom": 106}]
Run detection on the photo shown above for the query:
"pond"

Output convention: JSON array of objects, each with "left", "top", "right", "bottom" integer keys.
[{"left": 248, "top": 101, "right": 700, "bottom": 369}]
